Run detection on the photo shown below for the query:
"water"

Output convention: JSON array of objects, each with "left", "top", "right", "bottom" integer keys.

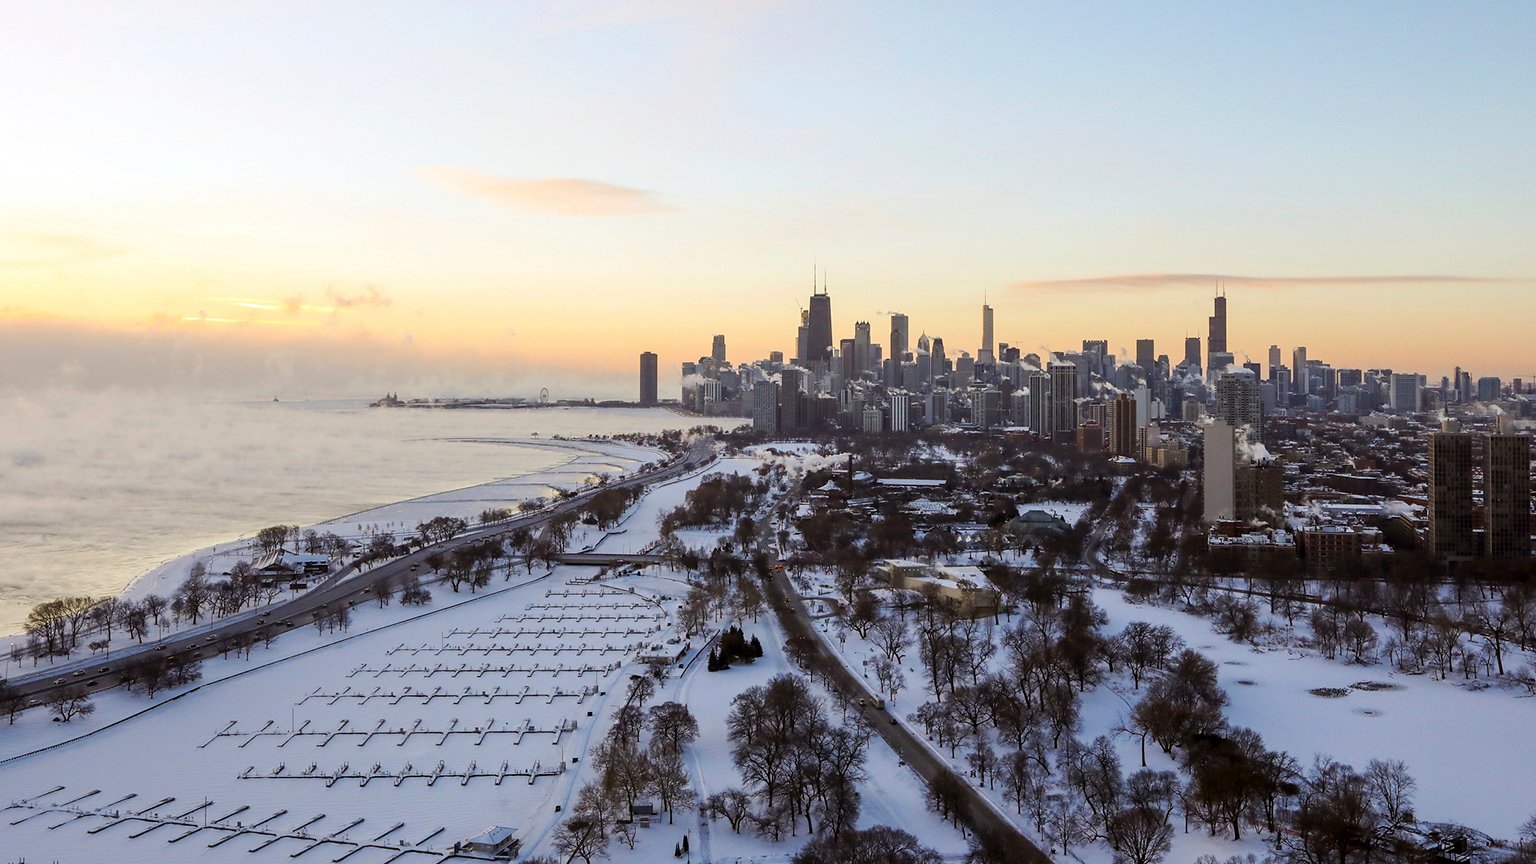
[{"left": 0, "top": 392, "right": 697, "bottom": 632}]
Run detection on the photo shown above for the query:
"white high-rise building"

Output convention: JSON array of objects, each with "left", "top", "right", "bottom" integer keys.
[
  {"left": 889, "top": 390, "right": 911, "bottom": 432},
  {"left": 1203, "top": 420, "right": 1238, "bottom": 523}
]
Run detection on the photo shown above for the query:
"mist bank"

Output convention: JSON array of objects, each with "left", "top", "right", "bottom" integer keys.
[{"left": 0, "top": 318, "right": 644, "bottom": 401}]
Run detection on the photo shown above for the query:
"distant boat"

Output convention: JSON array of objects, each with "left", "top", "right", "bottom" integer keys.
[{"left": 273, "top": 395, "right": 280, "bottom": 402}]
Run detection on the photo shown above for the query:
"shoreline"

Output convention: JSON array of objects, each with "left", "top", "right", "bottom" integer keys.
[{"left": 1, "top": 436, "right": 667, "bottom": 645}]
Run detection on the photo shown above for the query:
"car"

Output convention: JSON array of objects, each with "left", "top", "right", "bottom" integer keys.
[
  {"left": 98, "top": 667, "right": 110, "bottom": 674},
  {"left": 72, "top": 670, "right": 85, "bottom": 677},
  {"left": 53, "top": 678, "right": 66, "bottom": 685},
  {"left": 86, "top": 680, "right": 98, "bottom": 687}
]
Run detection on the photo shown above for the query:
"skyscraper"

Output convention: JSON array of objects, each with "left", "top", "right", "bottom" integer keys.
[
  {"left": 1207, "top": 290, "right": 1227, "bottom": 369},
  {"left": 1484, "top": 431, "right": 1532, "bottom": 558},
  {"left": 1203, "top": 420, "right": 1237, "bottom": 523},
  {"left": 806, "top": 287, "right": 833, "bottom": 368},
  {"left": 853, "top": 321, "right": 872, "bottom": 375},
  {"left": 889, "top": 313, "right": 909, "bottom": 362},
  {"left": 1184, "top": 337, "right": 1202, "bottom": 371},
  {"left": 1214, "top": 370, "right": 1262, "bottom": 431},
  {"left": 1428, "top": 427, "right": 1476, "bottom": 559},
  {"left": 888, "top": 313, "right": 910, "bottom": 388},
  {"left": 1108, "top": 392, "right": 1137, "bottom": 457},
  {"left": 1292, "top": 347, "right": 1309, "bottom": 397},
  {"left": 639, "top": 352, "right": 658, "bottom": 406},
  {"left": 711, "top": 334, "right": 727, "bottom": 365},
  {"left": 1136, "top": 339, "right": 1155, "bottom": 374},
  {"left": 1390, "top": 373, "right": 1422, "bottom": 413},
  {"left": 979, "top": 303, "right": 995, "bottom": 366},
  {"left": 1049, "top": 360, "right": 1078, "bottom": 437},
  {"left": 1268, "top": 345, "right": 1282, "bottom": 380}
]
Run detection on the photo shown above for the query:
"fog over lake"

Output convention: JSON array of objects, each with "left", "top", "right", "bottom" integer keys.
[{"left": 0, "top": 392, "right": 695, "bottom": 632}]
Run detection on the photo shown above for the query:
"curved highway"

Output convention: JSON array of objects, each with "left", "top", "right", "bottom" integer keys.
[{"left": 5, "top": 441, "right": 716, "bottom": 706}]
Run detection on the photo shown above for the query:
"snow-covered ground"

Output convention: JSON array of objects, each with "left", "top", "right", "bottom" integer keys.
[
  {"left": 1, "top": 444, "right": 971, "bottom": 864},
  {"left": 810, "top": 579, "right": 1536, "bottom": 862}
]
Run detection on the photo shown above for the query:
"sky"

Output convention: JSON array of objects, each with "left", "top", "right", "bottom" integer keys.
[{"left": 2, "top": 1, "right": 1533, "bottom": 398}]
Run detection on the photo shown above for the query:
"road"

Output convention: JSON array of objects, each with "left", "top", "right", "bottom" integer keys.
[
  {"left": 760, "top": 563, "right": 1053, "bottom": 863},
  {"left": 6, "top": 441, "right": 716, "bottom": 706}
]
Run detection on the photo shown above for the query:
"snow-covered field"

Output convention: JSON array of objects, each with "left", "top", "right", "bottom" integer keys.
[
  {"left": 1, "top": 444, "right": 971, "bottom": 864},
  {"left": 811, "top": 581, "right": 1536, "bottom": 862}
]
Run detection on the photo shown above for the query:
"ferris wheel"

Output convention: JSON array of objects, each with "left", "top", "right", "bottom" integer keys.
[{"left": 539, "top": 387, "right": 550, "bottom": 404}]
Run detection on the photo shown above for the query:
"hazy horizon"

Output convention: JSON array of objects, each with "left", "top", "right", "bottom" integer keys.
[{"left": 3, "top": 2, "right": 1534, "bottom": 390}]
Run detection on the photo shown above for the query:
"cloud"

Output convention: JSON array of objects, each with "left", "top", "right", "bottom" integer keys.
[
  {"left": 425, "top": 167, "right": 672, "bottom": 216},
  {"left": 1008, "top": 273, "right": 1519, "bottom": 294},
  {"left": 0, "top": 232, "right": 128, "bottom": 267},
  {"left": 325, "top": 284, "right": 390, "bottom": 309}
]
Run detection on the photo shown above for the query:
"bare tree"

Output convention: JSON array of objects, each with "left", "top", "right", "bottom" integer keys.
[
  {"left": 46, "top": 686, "right": 95, "bottom": 723},
  {"left": 646, "top": 701, "right": 699, "bottom": 761},
  {"left": 0, "top": 679, "right": 24, "bottom": 724},
  {"left": 1365, "top": 758, "right": 1416, "bottom": 827}
]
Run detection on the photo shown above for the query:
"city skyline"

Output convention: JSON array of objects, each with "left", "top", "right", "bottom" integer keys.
[{"left": 3, "top": 2, "right": 1535, "bottom": 396}]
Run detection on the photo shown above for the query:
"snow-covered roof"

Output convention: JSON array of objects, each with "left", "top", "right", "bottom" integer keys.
[{"left": 465, "top": 826, "right": 518, "bottom": 845}]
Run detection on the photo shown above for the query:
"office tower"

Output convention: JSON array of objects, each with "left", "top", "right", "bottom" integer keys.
[
  {"left": 1243, "top": 361, "right": 1262, "bottom": 378},
  {"left": 1021, "top": 370, "right": 1049, "bottom": 432},
  {"left": 1268, "top": 345, "right": 1282, "bottom": 380},
  {"left": 1049, "top": 360, "right": 1078, "bottom": 437},
  {"left": 795, "top": 311, "right": 809, "bottom": 367},
  {"left": 955, "top": 354, "right": 975, "bottom": 387},
  {"left": 1203, "top": 420, "right": 1238, "bottom": 523},
  {"left": 1272, "top": 366, "right": 1292, "bottom": 408},
  {"left": 971, "top": 389, "right": 1000, "bottom": 430},
  {"left": 979, "top": 303, "right": 995, "bottom": 365},
  {"left": 1390, "top": 373, "right": 1422, "bottom": 413},
  {"left": 1317, "top": 365, "right": 1335, "bottom": 401},
  {"left": 778, "top": 368, "right": 806, "bottom": 432},
  {"left": 889, "top": 390, "right": 911, "bottom": 432},
  {"left": 889, "top": 313, "right": 909, "bottom": 363},
  {"left": 1133, "top": 384, "right": 1156, "bottom": 428},
  {"left": 806, "top": 287, "right": 833, "bottom": 368},
  {"left": 1108, "top": 392, "right": 1137, "bottom": 457},
  {"left": 931, "top": 337, "right": 947, "bottom": 378},
  {"left": 1184, "top": 337, "right": 1202, "bottom": 371},
  {"left": 1215, "top": 370, "right": 1262, "bottom": 431},
  {"left": 1428, "top": 428, "right": 1477, "bottom": 558},
  {"left": 851, "top": 321, "right": 871, "bottom": 375},
  {"left": 1207, "top": 291, "right": 1227, "bottom": 369},
  {"left": 861, "top": 406, "right": 884, "bottom": 434},
  {"left": 1292, "top": 347, "right": 1309, "bottom": 397},
  {"left": 711, "top": 334, "right": 726, "bottom": 365},
  {"left": 1007, "top": 390, "right": 1030, "bottom": 427},
  {"left": 639, "top": 352, "right": 658, "bottom": 406},
  {"left": 1477, "top": 376, "right": 1502, "bottom": 402},
  {"left": 838, "top": 338, "right": 858, "bottom": 381},
  {"left": 752, "top": 381, "right": 779, "bottom": 434},
  {"left": 1135, "top": 339, "right": 1156, "bottom": 375},
  {"left": 1485, "top": 430, "right": 1531, "bottom": 557}
]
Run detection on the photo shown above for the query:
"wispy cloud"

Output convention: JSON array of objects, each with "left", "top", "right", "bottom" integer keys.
[
  {"left": 0, "top": 232, "right": 128, "bottom": 267},
  {"left": 1009, "top": 273, "right": 1520, "bottom": 294},
  {"left": 425, "top": 167, "right": 672, "bottom": 216},
  {"left": 325, "top": 284, "right": 390, "bottom": 309}
]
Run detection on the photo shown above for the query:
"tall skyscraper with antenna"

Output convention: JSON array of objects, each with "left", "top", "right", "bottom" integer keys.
[
  {"left": 1207, "top": 287, "right": 1227, "bottom": 371},
  {"left": 806, "top": 268, "right": 833, "bottom": 369}
]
